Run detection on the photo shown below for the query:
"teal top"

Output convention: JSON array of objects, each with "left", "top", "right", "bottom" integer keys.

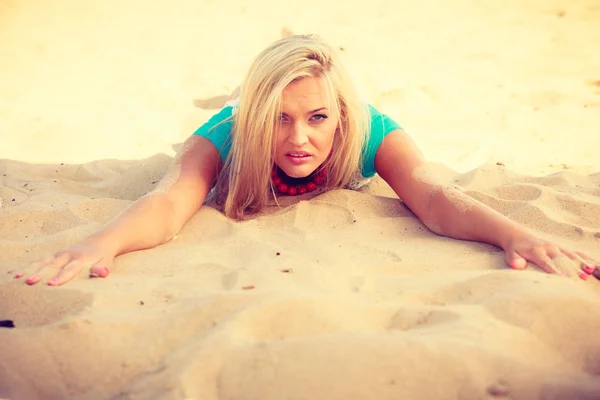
[{"left": 193, "top": 103, "right": 401, "bottom": 178}]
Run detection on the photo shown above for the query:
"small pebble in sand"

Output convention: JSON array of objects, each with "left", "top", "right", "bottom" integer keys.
[{"left": 280, "top": 268, "right": 293, "bottom": 273}]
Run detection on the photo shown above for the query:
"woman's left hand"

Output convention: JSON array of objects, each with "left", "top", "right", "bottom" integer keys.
[{"left": 502, "top": 232, "right": 598, "bottom": 280}]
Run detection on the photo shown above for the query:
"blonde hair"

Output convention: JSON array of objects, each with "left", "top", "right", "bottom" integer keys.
[{"left": 215, "top": 34, "right": 370, "bottom": 220}]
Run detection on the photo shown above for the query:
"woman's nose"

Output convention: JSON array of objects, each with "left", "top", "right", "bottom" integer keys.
[{"left": 288, "top": 122, "right": 309, "bottom": 146}]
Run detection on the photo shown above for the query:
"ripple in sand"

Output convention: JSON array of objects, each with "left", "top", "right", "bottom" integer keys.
[{"left": 492, "top": 183, "right": 543, "bottom": 202}]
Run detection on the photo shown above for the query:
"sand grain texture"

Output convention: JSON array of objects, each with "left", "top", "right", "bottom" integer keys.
[{"left": 1, "top": 0, "right": 600, "bottom": 399}]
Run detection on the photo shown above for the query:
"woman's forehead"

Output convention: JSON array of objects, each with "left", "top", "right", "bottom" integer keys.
[{"left": 281, "top": 76, "right": 336, "bottom": 112}]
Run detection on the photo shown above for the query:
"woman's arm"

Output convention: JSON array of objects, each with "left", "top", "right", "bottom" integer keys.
[
  {"left": 374, "top": 129, "right": 597, "bottom": 275},
  {"left": 90, "top": 135, "right": 221, "bottom": 256},
  {"left": 21, "top": 135, "right": 221, "bottom": 286}
]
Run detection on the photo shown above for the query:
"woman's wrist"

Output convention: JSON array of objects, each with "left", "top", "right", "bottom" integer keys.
[
  {"left": 81, "top": 232, "right": 121, "bottom": 257},
  {"left": 497, "top": 223, "right": 533, "bottom": 251}
]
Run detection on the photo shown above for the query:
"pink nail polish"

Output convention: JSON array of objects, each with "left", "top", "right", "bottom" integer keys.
[
  {"left": 100, "top": 267, "right": 109, "bottom": 278},
  {"left": 582, "top": 265, "right": 596, "bottom": 274},
  {"left": 7, "top": 270, "right": 13, "bottom": 274},
  {"left": 14, "top": 273, "right": 23, "bottom": 279},
  {"left": 48, "top": 278, "right": 57, "bottom": 285},
  {"left": 579, "top": 272, "right": 590, "bottom": 280}
]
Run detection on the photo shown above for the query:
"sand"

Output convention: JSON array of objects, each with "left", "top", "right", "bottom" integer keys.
[{"left": 1, "top": 0, "right": 600, "bottom": 399}]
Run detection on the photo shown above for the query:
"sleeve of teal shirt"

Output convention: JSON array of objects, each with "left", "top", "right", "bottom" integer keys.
[
  {"left": 192, "top": 105, "right": 234, "bottom": 163},
  {"left": 361, "top": 104, "right": 402, "bottom": 178}
]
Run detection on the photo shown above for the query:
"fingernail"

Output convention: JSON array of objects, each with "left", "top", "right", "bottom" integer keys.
[
  {"left": 14, "top": 273, "right": 23, "bottom": 279},
  {"left": 99, "top": 267, "right": 109, "bottom": 278},
  {"left": 7, "top": 270, "right": 13, "bottom": 274},
  {"left": 561, "top": 273, "right": 568, "bottom": 277},
  {"left": 89, "top": 272, "right": 99, "bottom": 278},
  {"left": 582, "top": 265, "right": 596, "bottom": 274},
  {"left": 48, "top": 278, "right": 58, "bottom": 286},
  {"left": 579, "top": 272, "right": 590, "bottom": 280},
  {"left": 25, "top": 276, "right": 37, "bottom": 285}
]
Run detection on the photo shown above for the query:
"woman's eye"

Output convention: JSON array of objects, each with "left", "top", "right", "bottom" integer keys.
[{"left": 312, "top": 114, "right": 328, "bottom": 122}]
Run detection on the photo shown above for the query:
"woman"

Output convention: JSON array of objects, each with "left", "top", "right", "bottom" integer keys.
[{"left": 14, "top": 34, "right": 598, "bottom": 286}]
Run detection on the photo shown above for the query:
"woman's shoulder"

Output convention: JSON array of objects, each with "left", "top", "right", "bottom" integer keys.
[
  {"left": 366, "top": 104, "right": 401, "bottom": 137},
  {"left": 361, "top": 104, "right": 402, "bottom": 178},
  {"left": 192, "top": 103, "right": 235, "bottom": 162}
]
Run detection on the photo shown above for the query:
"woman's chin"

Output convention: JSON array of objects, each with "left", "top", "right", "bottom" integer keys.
[{"left": 278, "top": 163, "right": 317, "bottom": 178}]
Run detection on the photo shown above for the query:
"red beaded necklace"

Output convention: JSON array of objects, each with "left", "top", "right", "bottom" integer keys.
[{"left": 271, "top": 167, "right": 326, "bottom": 196}]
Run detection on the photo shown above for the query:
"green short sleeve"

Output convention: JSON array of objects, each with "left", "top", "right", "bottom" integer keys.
[
  {"left": 192, "top": 105, "right": 234, "bottom": 162},
  {"left": 361, "top": 105, "right": 402, "bottom": 178}
]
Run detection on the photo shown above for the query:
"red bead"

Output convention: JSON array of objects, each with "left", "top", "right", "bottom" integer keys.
[
  {"left": 271, "top": 169, "right": 277, "bottom": 177},
  {"left": 272, "top": 176, "right": 281, "bottom": 185},
  {"left": 306, "top": 182, "right": 317, "bottom": 192},
  {"left": 287, "top": 186, "right": 297, "bottom": 196},
  {"left": 278, "top": 184, "right": 288, "bottom": 193},
  {"left": 313, "top": 176, "right": 324, "bottom": 185},
  {"left": 317, "top": 168, "right": 327, "bottom": 177},
  {"left": 297, "top": 186, "right": 307, "bottom": 195}
]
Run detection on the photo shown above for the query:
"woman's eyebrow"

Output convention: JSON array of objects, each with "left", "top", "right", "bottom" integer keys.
[{"left": 281, "top": 107, "right": 327, "bottom": 117}]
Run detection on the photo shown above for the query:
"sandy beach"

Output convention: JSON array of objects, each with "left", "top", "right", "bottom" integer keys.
[{"left": 1, "top": 0, "right": 600, "bottom": 399}]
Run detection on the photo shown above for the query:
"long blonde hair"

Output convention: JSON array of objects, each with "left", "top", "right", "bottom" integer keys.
[{"left": 215, "top": 34, "right": 370, "bottom": 220}]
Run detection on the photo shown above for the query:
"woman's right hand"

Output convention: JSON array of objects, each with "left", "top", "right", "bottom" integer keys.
[{"left": 13, "top": 241, "right": 116, "bottom": 286}]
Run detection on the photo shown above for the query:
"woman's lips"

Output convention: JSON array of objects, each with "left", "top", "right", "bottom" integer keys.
[{"left": 286, "top": 152, "right": 312, "bottom": 165}]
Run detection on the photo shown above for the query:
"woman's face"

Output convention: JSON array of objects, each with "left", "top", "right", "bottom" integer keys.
[{"left": 274, "top": 76, "right": 339, "bottom": 178}]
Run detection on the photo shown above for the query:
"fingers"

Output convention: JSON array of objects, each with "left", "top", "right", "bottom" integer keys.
[
  {"left": 506, "top": 247, "right": 561, "bottom": 274},
  {"left": 505, "top": 251, "right": 528, "bottom": 270},
  {"left": 515, "top": 243, "right": 598, "bottom": 279},
  {"left": 13, "top": 249, "right": 113, "bottom": 287},
  {"left": 557, "top": 248, "right": 599, "bottom": 281},
  {"left": 566, "top": 251, "right": 598, "bottom": 280},
  {"left": 28, "top": 255, "right": 57, "bottom": 269},
  {"left": 24, "top": 253, "right": 72, "bottom": 285},
  {"left": 48, "top": 259, "right": 84, "bottom": 286},
  {"left": 89, "top": 260, "right": 111, "bottom": 279},
  {"left": 574, "top": 251, "right": 596, "bottom": 264},
  {"left": 534, "top": 255, "right": 562, "bottom": 275},
  {"left": 523, "top": 244, "right": 562, "bottom": 274}
]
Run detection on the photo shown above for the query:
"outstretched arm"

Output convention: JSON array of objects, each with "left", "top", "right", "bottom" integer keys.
[
  {"left": 374, "top": 129, "right": 597, "bottom": 277},
  {"left": 17, "top": 135, "right": 221, "bottom": 286}
]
